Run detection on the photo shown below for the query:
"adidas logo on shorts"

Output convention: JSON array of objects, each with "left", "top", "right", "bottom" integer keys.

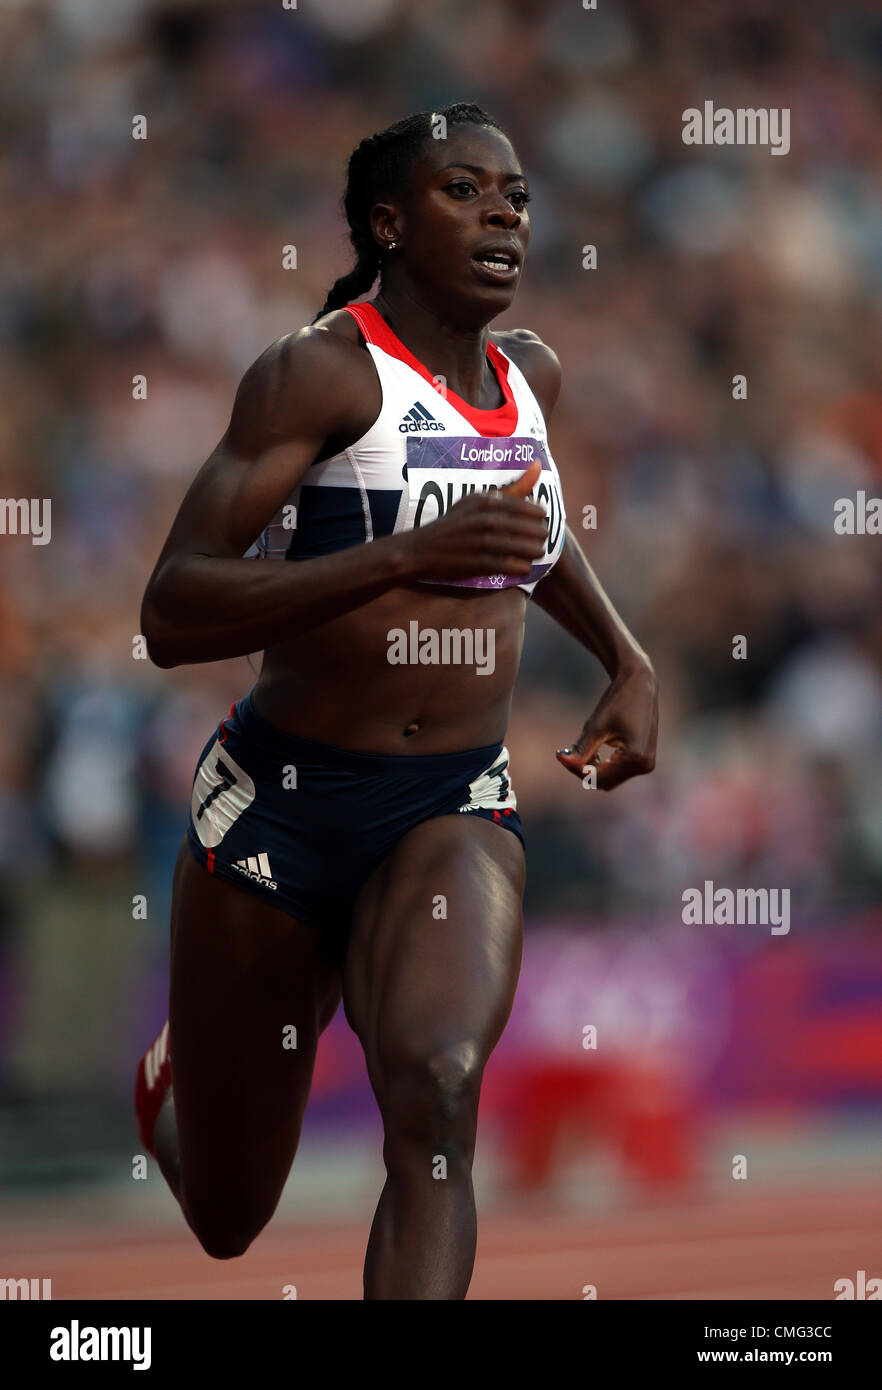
[
  {"left": 399, "top": 401, "right": 446, "bottom": 433},
  {"left": 233, "top": 852, "right": 278, "bottom": 890}
]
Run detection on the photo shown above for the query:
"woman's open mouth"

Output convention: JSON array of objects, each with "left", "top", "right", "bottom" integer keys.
[{"left": 471, "top": 248, "right": 519, "bottom": 284}]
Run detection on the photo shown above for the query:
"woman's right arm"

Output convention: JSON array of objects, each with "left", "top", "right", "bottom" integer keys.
[
  {"left": 140, "top": 328, "right": 413, "bottom": 668},
  {"left": 141, "top": 327, "right": 549, "bottom": 669}
]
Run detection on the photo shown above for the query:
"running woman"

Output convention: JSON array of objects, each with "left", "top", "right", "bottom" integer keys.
[{"left": 135, "top": 103, "right": 657, "bottom": 1300}]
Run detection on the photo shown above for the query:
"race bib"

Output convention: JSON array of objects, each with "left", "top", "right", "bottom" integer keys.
[{"left": 403, "top": 435, "right": 566, "bottom": 589}]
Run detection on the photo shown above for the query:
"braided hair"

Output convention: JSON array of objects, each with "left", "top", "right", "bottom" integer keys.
[{"left": 312, "top": 102, "right": 503, "bottom": 322}]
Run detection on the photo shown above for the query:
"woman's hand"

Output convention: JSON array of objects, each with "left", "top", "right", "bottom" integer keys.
[
  {"left": 556, "top": 659, "right": 658, "bottom": 791},
  {"left": 400, "top": 460, "right": 548, "bottom": 583}
]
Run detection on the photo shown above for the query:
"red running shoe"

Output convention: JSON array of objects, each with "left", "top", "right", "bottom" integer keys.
[{"left": 134, "top": 1020, "right": 171, "bottom": 1158}]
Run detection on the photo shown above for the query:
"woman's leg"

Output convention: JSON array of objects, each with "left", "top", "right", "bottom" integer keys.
[
  {"left": 343, "top": 814, "right": 525, "bottom": 1299},
  {"left": 145, "top": 837, "right": 342, "bottom": 1259}
]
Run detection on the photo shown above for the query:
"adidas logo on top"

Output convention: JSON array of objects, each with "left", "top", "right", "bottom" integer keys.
[
  {"left": 399, "top": 401, "right": 446, "bottom": 433},
  {"left": 233, "top": 852, "right": 278, "bottom": 890}
]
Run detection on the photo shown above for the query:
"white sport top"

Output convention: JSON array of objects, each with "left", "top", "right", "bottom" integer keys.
[{"left": 247, "top": 302, "right": 567, "bottom": 595}]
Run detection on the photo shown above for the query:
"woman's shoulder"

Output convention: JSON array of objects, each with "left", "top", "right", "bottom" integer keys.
[
  {"left": 490, "top": 328, "right": 562, "bottom": 421},
  {"left": 243, "top": 310, "right": 366, "bottom": 384},
  {"left": 228, "top": 312, "right": 378, "bottom": 451}
]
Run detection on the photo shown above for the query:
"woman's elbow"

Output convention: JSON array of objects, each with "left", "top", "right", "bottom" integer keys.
[{"left": 140, "top": 594, "right": 179, "bottom": 668}]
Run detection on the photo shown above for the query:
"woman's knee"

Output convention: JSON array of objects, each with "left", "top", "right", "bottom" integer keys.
[
  {"left": 181, "top": 1184, "right": 276, "bottom": 1261},
  {"left": 379, "top": 1040, "right": 485, "bottom": 1155}
]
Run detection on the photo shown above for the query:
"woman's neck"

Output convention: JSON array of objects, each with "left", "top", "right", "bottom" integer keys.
[{"left": 372, "top": 287, "right": 499, "bottom": 408}]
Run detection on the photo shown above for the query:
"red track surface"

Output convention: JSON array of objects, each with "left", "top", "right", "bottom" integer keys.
[{"left": 3, "top": 1186, "right": 878, "bottom": 1300}]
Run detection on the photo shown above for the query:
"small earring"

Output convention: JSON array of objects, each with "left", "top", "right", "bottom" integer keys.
[{"left": 387, "top": 240, "right": 398, "bottom": 249}]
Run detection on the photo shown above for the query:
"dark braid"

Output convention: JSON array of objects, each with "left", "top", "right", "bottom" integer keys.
[{"left": 312, "top": 102, "right": 503, "bottom": 322}]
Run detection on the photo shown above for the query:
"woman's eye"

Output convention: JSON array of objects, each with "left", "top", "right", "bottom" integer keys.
[{"left": 445, "top": 180, "right": 530, "bottom": 207}]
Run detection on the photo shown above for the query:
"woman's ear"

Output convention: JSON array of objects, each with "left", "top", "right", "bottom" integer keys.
[{"left": 371, "top": 203, "right": 403, "bottom": 251}]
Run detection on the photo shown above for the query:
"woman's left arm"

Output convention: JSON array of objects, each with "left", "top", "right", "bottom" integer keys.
[
  {"left": 531, "top": 525, "right": 658, "bottom": 790},
  {"left": 509, "top": 332, "right": 658, "bottom": 789}
]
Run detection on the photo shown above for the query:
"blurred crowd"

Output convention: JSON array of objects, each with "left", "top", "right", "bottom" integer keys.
[{"left": 1, "top": 0, "right": 881, "bottom": 1095}]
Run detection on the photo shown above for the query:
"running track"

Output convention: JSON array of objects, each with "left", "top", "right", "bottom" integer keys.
[{"left": 3, "top": 1187, "right": 878, "bottom": 1299}]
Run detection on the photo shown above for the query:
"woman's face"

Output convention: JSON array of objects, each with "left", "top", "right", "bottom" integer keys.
[{"left": 377, "top": 124, "right": 531, "bottom": 322}]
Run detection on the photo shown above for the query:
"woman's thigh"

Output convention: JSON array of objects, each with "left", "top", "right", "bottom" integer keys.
[
  {"left": 342, "top": 814, "right": 526, "bottom": 1107},
  {"left": 168, "top": 837, "right": 342, "bottom": 1227}
]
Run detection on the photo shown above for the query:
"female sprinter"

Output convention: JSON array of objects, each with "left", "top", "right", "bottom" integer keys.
[{"left": 135, "top": 103, "right": 658, "bottom": 1300}]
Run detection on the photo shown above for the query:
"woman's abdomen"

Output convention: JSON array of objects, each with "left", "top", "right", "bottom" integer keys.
[{"left": 253, "top": 583, "right": 527, "bottom": 753}]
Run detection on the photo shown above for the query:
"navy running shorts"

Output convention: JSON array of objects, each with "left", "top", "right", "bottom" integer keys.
[{"left": 185, "top": 690, "right": 524, "bottom": 941}]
